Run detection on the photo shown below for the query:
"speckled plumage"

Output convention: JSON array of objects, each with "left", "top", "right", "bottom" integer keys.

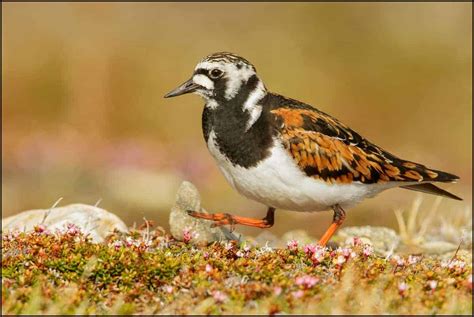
[{"left": 269, "top": 97, "right": 456, "bottom": 185}]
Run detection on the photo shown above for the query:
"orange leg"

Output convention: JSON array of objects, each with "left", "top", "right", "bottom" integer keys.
[
  {"left": 318, "top": 204, "right": 346, "bottom": 246},
  {"left": 187, "top": 207, "right": 275, "bottom": 231}
]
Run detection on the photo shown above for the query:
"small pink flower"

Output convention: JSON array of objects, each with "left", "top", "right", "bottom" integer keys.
[
  {"left": 66, "top": 223, "right": 81, "bottom": 235},
  {"left": 295, "top": 275, "right": 318, "bottom": 288},
  {"left": 427, "top": 280, "right": 437, "bottom": 290},
  {"left": 351, "top": 236, "right": 362, "bottom": 246},
  {"left": 273, "top": 286, "right": 282, "bottom": 296},
  {"left": 236, "top": 250, "right": 245, "bottom": 258},
  {"left": 408, "top": 255, "right": 420, "bottom": 265},
  {"left": 3, "top": 231, "right": 20, "bottom": 241},
  {"left": 182, "top": 227, "right": 198, "bottom": 243},
  {"left": 394, "top": 255, "right": 406, "bottom": 267},
  {"left": 164, "top": 285, "right": 174, "bottom": 293},
  {"left": 113, "top": 241, "right": 123, "bottom": 250},
  {"left": 449, "top": 260, "right": 466, "bottom": 270},
  {"left": 398, "top": 282, "right": 408, "bottom": 294},
  {"left": 303, "top": 244, "right": 317, "bottom": 255},
  {"left": 125, "top": 237, "right": 135, "bottom": 247},
  {"left": 34, "top": 224, "right": 47, "bottom": 233},
  {"left": 205, "top": 264, "right": 213, "bottom": 273},
  {"left": 243, "top": 243, "right": 251, "bottom": 252},
  {"left": 362, "top": 245, "right": 373, "bottom": 257},
  {"left": 291, "top": 290, "right": 304, "bottom": 299},
  {"left": 287, "top": 240, "right": 299, "bottom": 252},
  {"left": 212, "top": 290, "right": 228, "bottom": 303},
  {"left": 341, "top": 248, "right": 351, "bottom": 258},
  {"left": 224, "top": 242, "right": 234, "bottom": 251},
  {"left": 350, "top": 251, "right": 357, "bottom": 258},
  {"left": 182, "top": 228, "right": 192, "bottom": 243}
]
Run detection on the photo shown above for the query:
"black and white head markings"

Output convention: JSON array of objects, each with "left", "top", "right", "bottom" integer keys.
[{"left": 165, "top": 52, "right": 268, "bottom": 133}]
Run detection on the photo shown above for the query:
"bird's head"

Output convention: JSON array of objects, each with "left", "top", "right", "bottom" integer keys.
[{"left": 164, "top": 52, "right": 266, "bottom": 105}]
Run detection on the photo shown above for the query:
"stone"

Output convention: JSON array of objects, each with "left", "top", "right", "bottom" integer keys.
[
  {"left": 417, "top": 240, "right": 459, "bottom": 254},
  {"left": 252, "top": 231, "right": 281, "bottom": 248},
  {"left": 2, "top": 203, "right": 128, "bottom": 243},
  {"left": 334, "top": 226, "right": 400, "bottom": 256},
  {"left": 169, "top": 181, "right": 241, "bottom": 245}
]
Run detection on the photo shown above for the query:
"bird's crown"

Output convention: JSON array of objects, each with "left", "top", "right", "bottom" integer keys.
[{"left": 198, "top": 52, "right": 256, "bottom": 71}]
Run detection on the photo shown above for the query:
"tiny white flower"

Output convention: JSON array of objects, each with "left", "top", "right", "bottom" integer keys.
[
  {"left": 336, "top": 255, "right": 346, "bottom": 265},
  {"left": 428, "top": 280, "right": 438, "bottom": 290},
  {"left": 398, "top": 282, "right": 408, "bottom": 292}
]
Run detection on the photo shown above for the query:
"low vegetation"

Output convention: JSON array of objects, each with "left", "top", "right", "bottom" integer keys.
[{"left": 2, "top": 222, "right": 472, "bottom": 315}]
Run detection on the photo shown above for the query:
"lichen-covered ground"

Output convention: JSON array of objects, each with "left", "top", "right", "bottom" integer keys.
[{"left": 1, "top": 224, "right": 472, "bottom": 315}]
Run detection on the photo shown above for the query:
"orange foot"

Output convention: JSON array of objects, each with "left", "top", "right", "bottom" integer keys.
[{"left": 186, "top": 207, "right": 275, "bottom": 231}]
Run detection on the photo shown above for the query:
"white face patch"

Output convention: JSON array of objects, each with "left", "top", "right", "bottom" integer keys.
[
  {"left": 192, "top": 74, "right": 214, "bottom": 90},
  {"left": 195, "top": 61, "right": 257, "bottom": 100},
  {"left": 243, "top": 80, "right": 266, "bottom": 131},
  {"left": 223, "top": 64, "right": 255, "bottom": 100}
]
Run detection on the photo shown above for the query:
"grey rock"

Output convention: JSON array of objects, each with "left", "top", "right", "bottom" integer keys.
[
  {"left": 334, "top": 226, "right": 400, "bottom": 256},
  {"left": 169, "top": 181, "right": 241, "bottom": 245},
  {"left": 2, "top": 203, "right": 128, "bottom": 243},
  {"left": 417, "top": 240, "right": 459, "bottom": 254},
  {"left": 252, "top": 231, "right": 281, "bottom": 248}
]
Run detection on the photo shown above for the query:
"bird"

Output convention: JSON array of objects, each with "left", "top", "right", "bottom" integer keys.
[{"left": 164, "top": 52, "right": 461, "bottom": 246}]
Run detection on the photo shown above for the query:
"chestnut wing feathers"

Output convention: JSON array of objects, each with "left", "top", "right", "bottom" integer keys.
[{"left": 270, "top": 103, "right": 458, "bottom": 185}]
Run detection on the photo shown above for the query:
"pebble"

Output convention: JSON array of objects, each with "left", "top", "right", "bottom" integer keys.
[
  {"left": 169, "top": 181, "right": 241, "bottom": 245},
  {"left": 334, "top": 226, "right": 400, "bottom": 256},
  {"left": 2, "top": 203, "right": 128, "bottom": 243}
]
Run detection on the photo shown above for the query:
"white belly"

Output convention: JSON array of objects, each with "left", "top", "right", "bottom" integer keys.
[{"left": 207, "top": 131, "right": 394, "bottom": 212}]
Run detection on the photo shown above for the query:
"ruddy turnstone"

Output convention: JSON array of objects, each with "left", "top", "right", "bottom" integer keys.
[{"left": 164, "top": 52, "right": 461, "bottom": 246}]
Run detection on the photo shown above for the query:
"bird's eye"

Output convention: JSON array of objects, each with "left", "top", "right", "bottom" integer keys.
[{"left": 209, "top": 69, "right": 223, "bottom": 79}]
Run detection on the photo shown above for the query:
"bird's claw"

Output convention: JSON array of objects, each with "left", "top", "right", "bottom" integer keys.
[{"left": 187, "top": 210, "right": 237, "bottom": 232}]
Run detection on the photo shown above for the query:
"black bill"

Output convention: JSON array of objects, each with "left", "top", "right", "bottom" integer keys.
[{"left": 164, "top": 78, "right": 201, "bottom": 98}]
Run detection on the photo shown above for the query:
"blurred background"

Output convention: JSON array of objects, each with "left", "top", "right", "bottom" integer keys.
[{"left": 2, "top": 3, "right": 472, "bottom": 238}]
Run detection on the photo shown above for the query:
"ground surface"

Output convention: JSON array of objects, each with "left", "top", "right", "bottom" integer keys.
[{"left": 1, "top": 224, "right": 472, "bottom": 315}]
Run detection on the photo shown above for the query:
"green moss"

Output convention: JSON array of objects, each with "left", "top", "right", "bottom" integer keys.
[{"left": 1, "top": 226, "right": 472, "bottom": 315}]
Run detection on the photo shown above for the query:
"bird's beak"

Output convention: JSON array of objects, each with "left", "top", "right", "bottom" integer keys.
[{"left": 164, "top": 78, "right": 201, "bottom": 98}]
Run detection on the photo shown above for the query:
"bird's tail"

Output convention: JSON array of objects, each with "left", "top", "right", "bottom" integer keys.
[
  {"left": 396, "top": 162, "right": 461, "bottom": 200},
  {"left": 401, "top": 183, "right": 462, "bottom": 201}
]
